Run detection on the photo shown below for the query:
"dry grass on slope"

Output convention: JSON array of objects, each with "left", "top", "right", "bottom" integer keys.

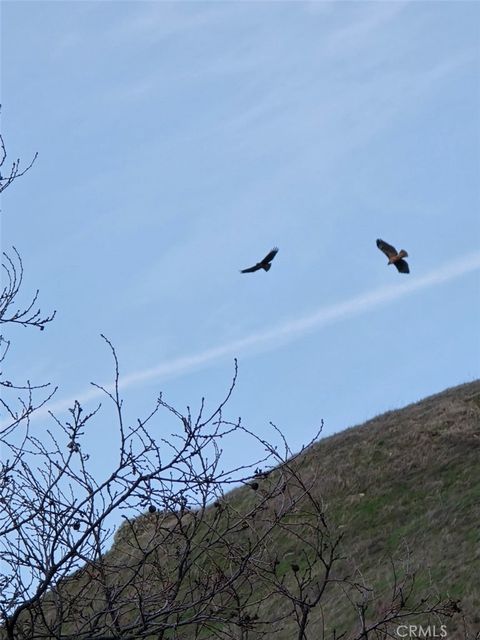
[{"left": 13, "top": 381, "right": 479, "bottom": 639}]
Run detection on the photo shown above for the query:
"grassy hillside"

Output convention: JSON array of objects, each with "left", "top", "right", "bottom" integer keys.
[
  {"left": 13, "top": 380, "right": 480, "bottom": 639},
  {"left": 294, "top": 379, "right": 480, "bottom": 636},
  {"left": 219, "top": 379, "right": 480, "bottom": 638}
]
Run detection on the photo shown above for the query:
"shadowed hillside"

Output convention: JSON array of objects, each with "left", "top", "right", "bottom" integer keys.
[{"left": 9, "top": 380, "right": 480, "bottom": 639}]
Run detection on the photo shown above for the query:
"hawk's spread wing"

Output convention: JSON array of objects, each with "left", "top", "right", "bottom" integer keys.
[
  {"left": 394, "top": 259, "right": 410, "bottom": 274},
  {"left": 240, "top": 264, "right": 262, "bottom": 273},
  {"left": 376, "top": 239, "right": 397, "bottom": 258},
  {"left": 261, "top": 247, "right": 279, "bottom": 265}
]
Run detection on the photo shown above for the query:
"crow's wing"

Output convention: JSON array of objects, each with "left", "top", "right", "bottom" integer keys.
[
  {"left": 394, "top": 259, "right": 410, "bottom": 274},
  {"left": 376, "top": 239, "right": 397, "bottom": 258},
  {"left": 261, "top": 247, "right": 279, "bottom": 265},
  {"left": 240, "top": 263, "right": 262, "bottom": 273}
]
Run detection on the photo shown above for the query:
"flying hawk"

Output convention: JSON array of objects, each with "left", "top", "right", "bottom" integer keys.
[
  {"left": 241, "top": 247, "right": 279, "bottom": 273},
  {"left": 376, "top": 239, "right": 409, "bottom": 274}
]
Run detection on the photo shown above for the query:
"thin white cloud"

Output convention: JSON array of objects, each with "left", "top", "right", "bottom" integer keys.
[
  {"left": 35, "top": 252, "right": 480, "bottom": 419},
  {"left": 322, "top": 1, "right": 409, "bottom": 57},
  {"left": 104, "top": 3, "right": 222, "bottom": 47}
]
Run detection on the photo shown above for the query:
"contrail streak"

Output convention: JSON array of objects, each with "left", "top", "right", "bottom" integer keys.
[{"left": 31, "top": 252, "right": 480, "bottom": 418}]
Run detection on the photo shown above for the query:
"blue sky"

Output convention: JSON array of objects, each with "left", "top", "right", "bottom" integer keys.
[{"left": 1, "top": 1, "right": 479, "bottom": 477}]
